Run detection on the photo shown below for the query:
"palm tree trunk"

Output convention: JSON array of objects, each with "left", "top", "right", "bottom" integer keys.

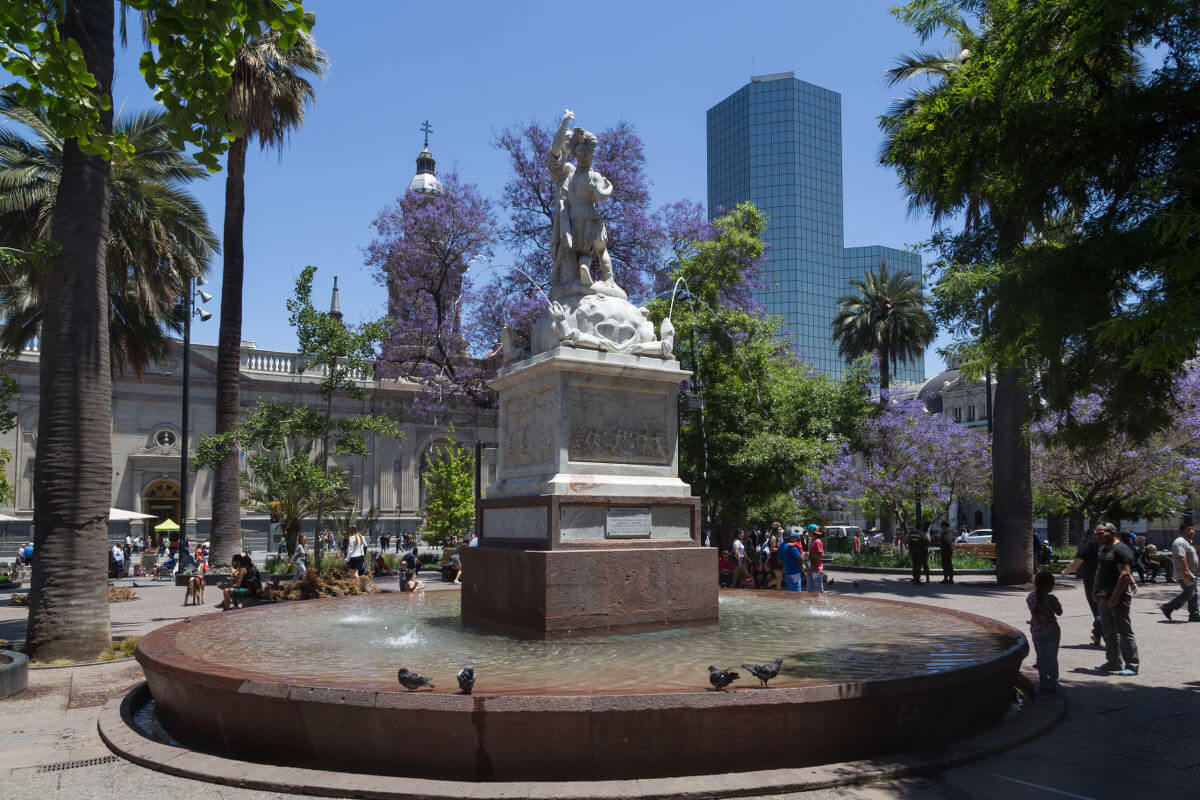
[
  {"left": 992, "top": 368, "right": 1034, "bottom": 585},
  {"left": 210, "top": 136, "right": 249, "bottom": 568},
  {"left": 25, "top": 0, "right": 115, "bottom": 661},
  {"left": 878, "top": 344, "right": 891, "bottom": 396}
]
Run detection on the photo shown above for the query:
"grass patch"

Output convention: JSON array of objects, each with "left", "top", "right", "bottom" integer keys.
[
  {"left": 830, "top": 549, "right": 995, "bottom": 570},
  {"left": 25, "top": 635, "right": 141, "bottom": 666}
]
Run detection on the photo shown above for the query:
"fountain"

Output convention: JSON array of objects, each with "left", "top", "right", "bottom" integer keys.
[{"left": 124, "top": 109, "right": 1028, "bottom": 788}]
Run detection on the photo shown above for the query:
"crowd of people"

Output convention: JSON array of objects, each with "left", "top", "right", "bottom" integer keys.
[{"left": 717, "top": 523, "right": 830, "bottom": 593}]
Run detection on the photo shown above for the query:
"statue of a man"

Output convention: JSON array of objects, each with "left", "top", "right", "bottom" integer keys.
[{"left": 548, "top": 109, "right": 621, "bottom": 297}]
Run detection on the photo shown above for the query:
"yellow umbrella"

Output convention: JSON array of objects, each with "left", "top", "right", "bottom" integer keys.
[{"left": 154, "top": 519, "right": 181, "bottom": 532}]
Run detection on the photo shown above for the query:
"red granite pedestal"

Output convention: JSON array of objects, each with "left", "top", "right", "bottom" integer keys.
[{"left": 460, "top": 545, "right": 717, "bottom": 634}]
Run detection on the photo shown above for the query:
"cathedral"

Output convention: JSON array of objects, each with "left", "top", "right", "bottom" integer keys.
[{"left": 0, "top": 129, "right": 497, "bottom": 559}]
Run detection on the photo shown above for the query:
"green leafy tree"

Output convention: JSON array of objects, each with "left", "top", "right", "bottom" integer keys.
[
  {"left": 210, "top": 30, "right": 327, "bottom": 568},
  {"left": 881, "top": 0, "right": 1192, "bottom": 584},
  {"left": 831, "top": 261, "right": 934, "bottom": 394},
  {"left": 648, "top": 203, "right": 873, "bottom": 546},
  {"left": 0, "top": 95, "right": 216, "bottom": 373},
  {"left": 196, "top": 267, "right": 400, "bottom": 570},
  {"left": 419, "top": 431, "right": 475, "bottom": 549},
  {"left": 1, "top": 0, "right": 314, "bottom": 664}
]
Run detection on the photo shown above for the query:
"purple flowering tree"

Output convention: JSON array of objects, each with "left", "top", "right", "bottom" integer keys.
[
  {"left": 365, "top": 172, "right": 498, "bottom": 409},
  {"left": 1031, "top": 368, "right": 1200, "bottom": 529},
  {"left": 823, "top": 394, "right": 991, "bottom": 530}
]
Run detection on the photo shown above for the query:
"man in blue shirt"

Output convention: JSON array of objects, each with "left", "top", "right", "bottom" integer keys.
[{"left": 780, "top": 531, "right": 806, "bottom": 592}]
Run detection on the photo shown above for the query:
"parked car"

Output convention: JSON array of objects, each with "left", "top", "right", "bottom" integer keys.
[
  {"left": 958, "top": 528, "right": 993, "bottom": 544},
  {"left": 822, "top": 525, "right": 863, "bottom": 551}
]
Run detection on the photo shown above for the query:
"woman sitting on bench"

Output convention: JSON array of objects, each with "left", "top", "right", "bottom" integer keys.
[{"left": 215, "top": 554, "right": 260, "bottom": 610}]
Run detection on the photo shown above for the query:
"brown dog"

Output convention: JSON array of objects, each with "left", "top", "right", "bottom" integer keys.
[{"left": 184, "top": 575, "right": 205, "bottom": 606}]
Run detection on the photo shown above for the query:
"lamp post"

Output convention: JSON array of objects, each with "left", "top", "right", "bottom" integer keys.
[{"left": 180, "top": 277, "right": 212, "bottom": 542}]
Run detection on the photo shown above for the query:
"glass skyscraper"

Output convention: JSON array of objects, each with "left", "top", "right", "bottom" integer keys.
[{"left": 707, "top": 72, "right": 924, "bottom": 385}]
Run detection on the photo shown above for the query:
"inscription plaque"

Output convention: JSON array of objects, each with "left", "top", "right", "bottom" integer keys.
[{"left": 606, "top": 506, "right": 652, "bottom": 538}]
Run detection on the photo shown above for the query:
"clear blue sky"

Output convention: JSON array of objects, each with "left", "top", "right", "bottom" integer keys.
[{"left": 103, "top": 0, "right": 952, "bottom": 376}]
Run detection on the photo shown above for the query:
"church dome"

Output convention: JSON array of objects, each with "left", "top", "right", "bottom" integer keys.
[{"left": 407, "top": 144, "right": 441, "bottom": 195}]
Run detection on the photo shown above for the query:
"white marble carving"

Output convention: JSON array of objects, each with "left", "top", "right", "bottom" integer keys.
[{"left": 514, "top": 109, "right": 674, "bottom": 361}]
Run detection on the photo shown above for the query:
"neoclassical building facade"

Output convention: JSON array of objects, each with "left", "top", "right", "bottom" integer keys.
[{"left": 0, "top": 334, "right": 497, "bottom": 554}]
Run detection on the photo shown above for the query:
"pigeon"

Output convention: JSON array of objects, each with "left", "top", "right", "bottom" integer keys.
[
  {"left": 396, "top": 667, "right": 434, "bottom": 692},
  {"left": 457, "top": 666, "right": 476, "bottom": 694},
  {"left": 741, "top": 658, "right": 783, "bottom": 688},
  {"left": 708, "top": 666, "right": 740, "bottom": 691}
]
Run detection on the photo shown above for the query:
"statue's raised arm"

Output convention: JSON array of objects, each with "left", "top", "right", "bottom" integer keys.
[{"left": 548, "top": 109, "right": 575, "bottom": 180}]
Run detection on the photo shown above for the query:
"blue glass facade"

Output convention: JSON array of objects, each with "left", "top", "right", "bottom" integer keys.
[{"left": 707, "top": 72, "right": 925, "bottom": 385}]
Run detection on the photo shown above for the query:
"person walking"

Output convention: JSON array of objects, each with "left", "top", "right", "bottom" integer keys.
[
  {"left": 1026, "top": 571, "right": 1063, "bottom": 693},
  {"left": 292, "top": 533, "right": 309, "bottom": 581},
  {"left": 1093, "top": 523, "right": 1139, "bottom": 675},
  {"left": 780, "top": 531, "right": 806, "bottom": 591},
  {"left": 808, "top": 526, "right": 827, "bottom": 593},
  {"left": 938, "top": 521, "right": 955, "bottom": 583},
  {"left": 1159, "top": 522, "right": 1198, "bottom": 622},
  {"left": 907, "top": 526, "right": 930, "bottom": 584},
  {"left": 1062, "top": 527, "right": 1106, "bottom": 647},
  {"left": 345, "top": 525, "right": 367, "bottom": 575}
]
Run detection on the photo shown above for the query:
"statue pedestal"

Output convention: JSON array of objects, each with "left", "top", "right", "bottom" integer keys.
[{"left": 461, "top": 347, "right": 717, "bottom": 634}]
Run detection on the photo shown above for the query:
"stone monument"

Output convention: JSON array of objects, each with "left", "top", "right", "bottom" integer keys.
[{"left": 461, "top": 109, "right": 717, "bottom": 634}]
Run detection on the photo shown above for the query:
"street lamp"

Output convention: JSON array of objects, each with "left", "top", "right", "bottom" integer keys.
[{"left": 180, "top": 276, "right": 212, "bottom": 541}]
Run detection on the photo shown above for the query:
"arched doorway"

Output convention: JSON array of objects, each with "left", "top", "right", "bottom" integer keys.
[{"left": 143, "top": 479, "right": 181, "bottom": 546}]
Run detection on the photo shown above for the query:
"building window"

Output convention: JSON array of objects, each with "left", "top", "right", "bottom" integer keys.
[
  {"left": 966, "top": 405, "right": 976, "bottom": 422},
  {"left": 952, "top": 407, "right": 961, "bottom": 422}
]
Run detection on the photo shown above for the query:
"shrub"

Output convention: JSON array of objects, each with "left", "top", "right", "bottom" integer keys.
[
  {"left": 264, "top": 555, "right": 298, "bottom": 575},
  {"left": 108, "top": 586, "right": 138, "bottom": 603},
  {"left": 261, "top": 569, "right": 379, "bottom": 601}
]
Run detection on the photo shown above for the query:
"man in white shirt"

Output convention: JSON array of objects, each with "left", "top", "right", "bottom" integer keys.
[
  {"left": 1160, "top": 522, "right": 1198, "bottom": 622},
  {"left": 731, "top": 532, "right": 748, "bottom": 588}
]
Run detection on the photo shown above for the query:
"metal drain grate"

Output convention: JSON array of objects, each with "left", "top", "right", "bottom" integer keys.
[{"left": 37, "top": 755, "right": 120, "bottom": 773}]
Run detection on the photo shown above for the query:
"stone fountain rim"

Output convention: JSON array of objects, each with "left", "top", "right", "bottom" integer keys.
[
  {"left": 99, "top": 680, "right": 1066, "bottom": 799},
  {"left": 134, "top": 590, "right": 1028, "bottom": 705}
]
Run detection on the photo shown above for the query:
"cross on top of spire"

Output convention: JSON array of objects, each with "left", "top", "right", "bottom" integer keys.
[{"left": 420, "top": 120, "right": 433, "bottom": 148}]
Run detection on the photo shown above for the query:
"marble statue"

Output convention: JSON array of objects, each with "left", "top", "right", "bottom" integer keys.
[{"left": 520, "top": 109, "right": 674, "bottom": 360}]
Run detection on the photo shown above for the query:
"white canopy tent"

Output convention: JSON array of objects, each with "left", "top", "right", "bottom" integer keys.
[{"left": 108, "top": 508, "right": 156, "bottom": 522}]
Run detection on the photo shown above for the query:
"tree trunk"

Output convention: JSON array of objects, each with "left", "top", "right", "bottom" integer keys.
[
  {"left": 25, "top": 0, "right": 115, "bottom": 662},
  {"left": 878, "top": 344, "right": 891, "bottom": 396},
  {"left": 210, "top": 137, "right": 249, "bottom": 569},
  {"left": 992, "top": 368, "right": 1034, "bottom": 585}
]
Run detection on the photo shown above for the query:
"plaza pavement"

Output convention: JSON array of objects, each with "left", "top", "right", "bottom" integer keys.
[{"left": 0, "top": 570, "right": 1195, "bottom": 800}]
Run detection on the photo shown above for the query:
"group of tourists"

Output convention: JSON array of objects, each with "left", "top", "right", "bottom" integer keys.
[{"left": 718, "top": 523, "right": 829, "bottom": 593}]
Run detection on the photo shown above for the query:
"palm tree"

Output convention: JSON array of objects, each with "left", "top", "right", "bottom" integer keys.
[
  {"left": 0, "top": 98, "right": 217, "bottom": 373},
  {"left": 23, "top": 0, "right": 115, "bottom": 662},
  {"left": 240, "top": 438, "right": 351, "bottom": 557},
  {"left": 831, "top": 261, "right": 934, "bottom": 394},
  {"left": 210, "top": 31, "right": 327, "bottom": 568}
]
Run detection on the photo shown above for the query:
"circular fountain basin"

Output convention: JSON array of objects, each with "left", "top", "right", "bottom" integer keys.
[{"left": 136, "top": 590, "right": 1026, "bottom": 781}]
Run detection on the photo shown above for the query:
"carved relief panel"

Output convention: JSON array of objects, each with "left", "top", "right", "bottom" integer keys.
[{"left": 567, "top": 384, "right": 670, "bottom": 465}]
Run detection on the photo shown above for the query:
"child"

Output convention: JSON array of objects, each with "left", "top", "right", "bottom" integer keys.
[{"left": 1027, "top": 570, "right": 1063, "bottom": 693}]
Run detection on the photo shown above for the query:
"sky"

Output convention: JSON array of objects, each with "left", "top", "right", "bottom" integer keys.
[{"left": 98, "top": 0, "right": 953, "bottom": 376}]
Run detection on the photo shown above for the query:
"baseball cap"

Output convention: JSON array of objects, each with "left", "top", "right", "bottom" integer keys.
[{"left": 806, "top": 524, "right": 819, "bottom": 531}]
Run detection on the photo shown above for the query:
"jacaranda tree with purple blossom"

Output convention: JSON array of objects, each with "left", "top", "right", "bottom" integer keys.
[
  {"left": 366, "top": 171, "right": 497, "bottom": 409},
  {"left": 824, "top": 394, "right": 991, "bottom": 532},
  {"left": 1031, "top": 369, "right": 1200, "bottom": 532}
]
